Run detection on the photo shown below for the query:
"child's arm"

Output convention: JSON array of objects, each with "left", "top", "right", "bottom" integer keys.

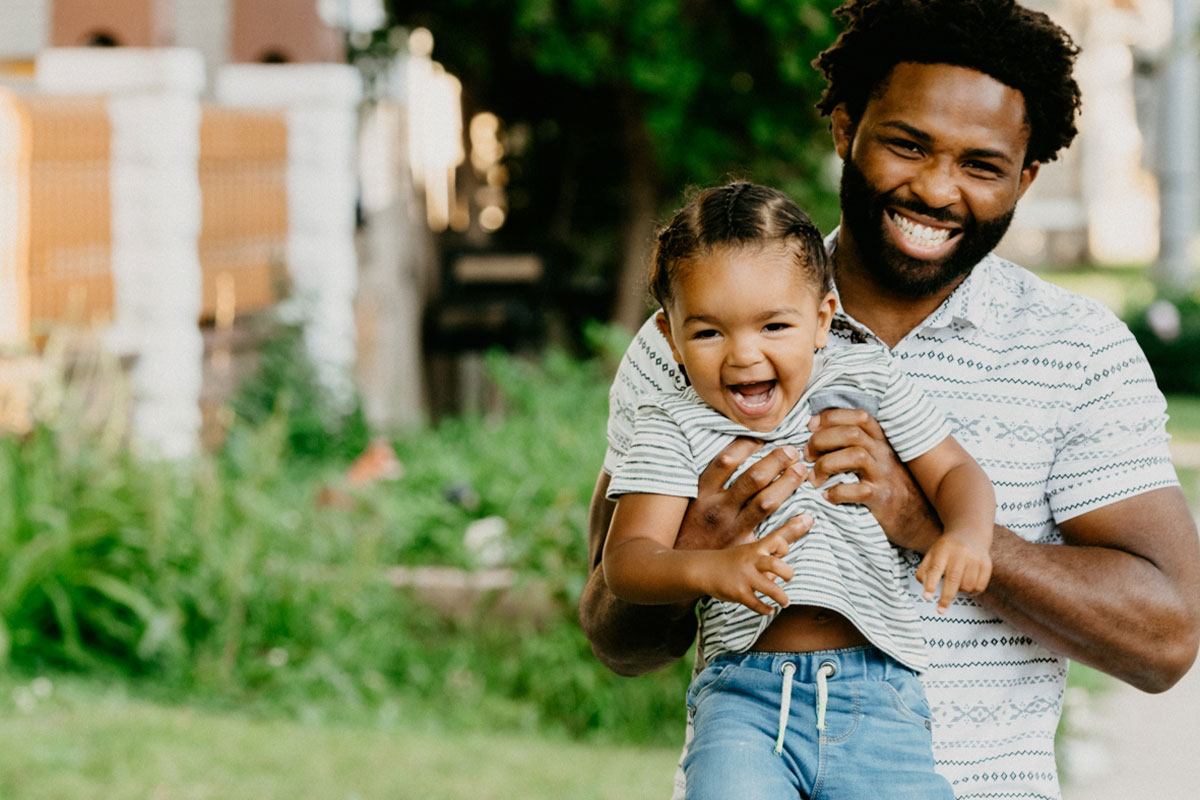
[
  {"left": 905, "top": 436, "right": 996, "bottom": 613},
  {"left": 603, "top": 492, "right": 797, "bottom": 615}
]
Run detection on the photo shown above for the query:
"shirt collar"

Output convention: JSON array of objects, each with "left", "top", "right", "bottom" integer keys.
[{"left": 824, "top": 227, "right": 996, "bottom": 340}]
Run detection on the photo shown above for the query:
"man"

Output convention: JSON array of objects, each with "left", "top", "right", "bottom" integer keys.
[{"left": 579, "top": 1, "right": 1200, "bottom": 798}]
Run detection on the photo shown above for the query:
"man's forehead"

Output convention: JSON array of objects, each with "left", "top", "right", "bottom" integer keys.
[{"left": 862, "top": 62, "right": 1030, "bottom": 150}]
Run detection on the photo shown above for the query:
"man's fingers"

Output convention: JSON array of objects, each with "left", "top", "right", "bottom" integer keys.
[
  {"left": 823, "top": 482, "right": 871, "bottom": 506},
  {"left": 810, "top": 446, "right": 871, "bottom": 486},
  {"left": 805, "top": 409, "right": 888, "bottom": 459},
  {"left": 735, "top": 459, "right": 807, "bottom": 525},
  {"left": 729, "top": 444, "right": 802, "bottom": 500},
  {"left": 808, "top": 408, "right": 887, "bottom": 438},
  {"left": 698, "top": 437, "right": 763, "bottom": 494}
]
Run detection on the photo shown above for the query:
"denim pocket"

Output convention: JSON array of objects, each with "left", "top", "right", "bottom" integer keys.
[
  {"left": 686, "top": 662, "right": 735, "bottom": 712},
  {"left": 877, "top": 676, "right": 934, "bottom": 728}
]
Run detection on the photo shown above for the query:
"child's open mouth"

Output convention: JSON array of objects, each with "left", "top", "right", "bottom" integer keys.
[{"left": 728, "top": 380, "right": 777, "bottom": 418}]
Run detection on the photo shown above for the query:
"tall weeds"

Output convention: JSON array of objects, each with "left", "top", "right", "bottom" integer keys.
[{"left": 0, "top": 324, "right": 693, "bottom": 743}]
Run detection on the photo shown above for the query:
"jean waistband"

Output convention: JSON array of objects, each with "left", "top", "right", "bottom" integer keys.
[{"left": 706, "top": 645, "right": 911, "bottom": 683}]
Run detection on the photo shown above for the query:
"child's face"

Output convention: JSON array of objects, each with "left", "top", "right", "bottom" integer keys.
[{"left": 656, "top": 243, "right": 837, "bottom": 432}]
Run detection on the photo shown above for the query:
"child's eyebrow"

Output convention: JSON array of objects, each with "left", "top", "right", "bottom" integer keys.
[{"left": 683, "top": 308, "right": 805, "bottom": 325}]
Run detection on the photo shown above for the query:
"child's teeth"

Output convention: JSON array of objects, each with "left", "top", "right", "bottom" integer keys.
[{"left": 892, "top": 212, "right": 951, "bottom": 246}]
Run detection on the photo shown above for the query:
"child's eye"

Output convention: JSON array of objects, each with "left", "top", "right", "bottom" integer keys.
[
  {"left": 692, "top": 329, "right": 719, "bottom": 339},
  {"left": 763, "top": 323, "right": 790, "bottom": 332}
]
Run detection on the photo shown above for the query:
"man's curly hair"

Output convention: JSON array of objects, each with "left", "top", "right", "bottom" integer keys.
[{"left": 813, "top": 0, "right": 1081, "bottom": 165}]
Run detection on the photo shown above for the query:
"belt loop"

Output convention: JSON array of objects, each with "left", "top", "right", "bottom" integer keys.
[
  {"left": 815, "top": 661, "right": 837, "bottom": 732},
  {"left": 773, "top": 662, "right": 796, "bottom": 756}
]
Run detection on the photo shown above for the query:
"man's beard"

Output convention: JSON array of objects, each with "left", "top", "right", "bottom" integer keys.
[{"left": 839, "top": 154, "right": 1015, "bottom": 298}]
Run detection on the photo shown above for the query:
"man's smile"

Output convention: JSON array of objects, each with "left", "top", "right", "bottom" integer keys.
[{"left": 885, "top": 208, "right": 962, "bottom": 258}]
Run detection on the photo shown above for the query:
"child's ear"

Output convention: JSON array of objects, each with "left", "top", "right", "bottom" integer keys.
[
  {"left": 813, "top": 292, "right": 838, "bottom": 350},
  {"left": 655, "top": 310, "right": 686, "bottom": 365}
]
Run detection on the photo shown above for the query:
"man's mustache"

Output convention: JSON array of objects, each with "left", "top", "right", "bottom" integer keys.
[{"left": 883, "top": 196, "right": 966, "bottom": 227}]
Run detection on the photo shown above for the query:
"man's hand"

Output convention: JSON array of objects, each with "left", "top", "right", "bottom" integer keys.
[
  {"left": 677, "top": 438, "right": 813, "bottom": 551},
  {"left": 805, "top": 408, "right": 941, "bottom": 553}
]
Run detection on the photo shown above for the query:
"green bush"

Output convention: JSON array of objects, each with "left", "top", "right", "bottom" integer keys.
[
  {"left": 0, "top": 326, "right": 693, "bottom": 745},
  {"left": 1125, "top": 295, "right": 1200, "bottom": 394}
]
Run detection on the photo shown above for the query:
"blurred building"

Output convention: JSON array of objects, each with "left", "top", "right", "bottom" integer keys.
[{"left": 998, "top": 0, "right": 1174, "bottom": 267}]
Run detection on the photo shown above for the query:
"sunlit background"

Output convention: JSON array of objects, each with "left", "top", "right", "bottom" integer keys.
[{"left": 0, "top": 2, "right": 1198, "bottom": 798}]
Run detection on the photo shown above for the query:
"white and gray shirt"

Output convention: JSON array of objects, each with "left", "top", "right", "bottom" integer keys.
[
  {"left": 607, "top": 345, "right": 952, "bottom": 671},
  {"left": 604, "top": 249, "right": 1178, "bottom": 800}
]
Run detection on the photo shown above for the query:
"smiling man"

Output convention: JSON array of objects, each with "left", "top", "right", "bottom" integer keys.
[{"left": 578, "top": 2, "right": 1200, "bottom": 799}]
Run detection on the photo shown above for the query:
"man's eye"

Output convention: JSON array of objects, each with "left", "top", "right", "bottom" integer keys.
[
  {"left": 888, "top": 139, "right": 922, "bottom": 155},
  {"left": 964, "top": 161, "right": 1002, "bottom": 177}
]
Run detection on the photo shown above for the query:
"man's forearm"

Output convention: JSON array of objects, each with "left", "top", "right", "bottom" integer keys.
[
  {"left": 578, "top": 565, "right": 697, "bottom": 677},
  {"left": 978, "top": 519, "right": 1200, "bottom": 693}
]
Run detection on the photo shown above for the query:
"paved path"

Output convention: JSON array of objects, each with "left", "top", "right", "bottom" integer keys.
[
  {"left": 1066, "top": 658, "right": 1200, "bottom": 799},
  {"left": 1066, "top": 489, "right": 1200, "bottom": 799}
]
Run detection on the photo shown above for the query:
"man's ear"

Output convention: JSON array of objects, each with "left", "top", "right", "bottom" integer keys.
[
  {"left": 1016, "top": 160, "right": 1040, "bottom": 202},
  {"left": 655, "top": 310, "right": 685, "bottom": 365},
  {"left": 831, "top": 104, "right": 855, "bottom": 161},
  {"left": 813, "top": 291, "right": 838, "bottom": 350}
]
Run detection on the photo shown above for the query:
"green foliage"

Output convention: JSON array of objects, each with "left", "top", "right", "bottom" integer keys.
[
  {"left": 0, "top": 329, "right": 692, "bottom": 744},
  {"left": 393, "top": 1, "right": 844, "bottom": 275},
  {"left": 1124, "top": 295, "right": 1200, "bottom": 394},
  {"left": 230, "top": 315, "right": 370, "bottom": 462}
]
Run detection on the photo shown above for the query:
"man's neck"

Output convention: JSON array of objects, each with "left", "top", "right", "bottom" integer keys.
[{"left": 833, "top": 227, "right": 966, "bottom": 349}]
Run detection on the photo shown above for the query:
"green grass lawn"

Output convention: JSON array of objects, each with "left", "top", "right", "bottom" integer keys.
[{"left": 0, "top": 674, "right": 680, "bottom": 800}]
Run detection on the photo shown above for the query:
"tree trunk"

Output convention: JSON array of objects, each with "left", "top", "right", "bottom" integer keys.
[{"left": 612, "top": 90, "right": 660, "bottom": 332}]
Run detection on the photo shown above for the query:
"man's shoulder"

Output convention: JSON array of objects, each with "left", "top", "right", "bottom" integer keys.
[
  {"left": 979, "top": 253, "right": 1125, "bottom": 340},
  {"left": 615, "top": 314, "right": 686, "bottom": 395}
]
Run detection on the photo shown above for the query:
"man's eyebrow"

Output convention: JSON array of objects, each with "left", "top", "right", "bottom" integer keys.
[{"left": 879, "top": 121, "right": 1015, "bottom": 165}]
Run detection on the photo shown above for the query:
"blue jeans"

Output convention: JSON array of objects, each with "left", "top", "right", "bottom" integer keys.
[{"left": 683, "top": 647, "right": 953, "bottom": 800}]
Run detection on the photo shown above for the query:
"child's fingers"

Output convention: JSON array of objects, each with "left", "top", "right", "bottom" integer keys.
[
  {"left": 918, "top": 552, "right": 947, "bottom": 602},
  {"left": 759, "top": 555, "right": 793, "bottom": 584},
  {"left": 760, "top": 531, "right": 795, "bottom": 558},
  {"left": 757, "top": 578, "right": 791, "bottom": 611},
  {"left": 938, "top": 564, "right": 966, "bottom": 613}
]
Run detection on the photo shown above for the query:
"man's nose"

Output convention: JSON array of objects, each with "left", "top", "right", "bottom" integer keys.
[{"left": 909, "top": 157, "right": 961, "bottom": 209}]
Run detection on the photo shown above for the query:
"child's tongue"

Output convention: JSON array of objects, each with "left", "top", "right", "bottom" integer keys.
[{"left": 732, "top": 381, "right": 774, "bottom": 408}]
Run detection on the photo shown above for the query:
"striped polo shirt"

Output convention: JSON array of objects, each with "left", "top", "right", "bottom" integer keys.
[
  {"left": 603, "top": 249, "right": 1178, "bottom": 800},
  {"left": 607, "top": 345, "right": 952, "bottom": 670}
]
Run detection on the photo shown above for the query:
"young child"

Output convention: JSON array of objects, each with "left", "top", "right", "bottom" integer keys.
[{"left": 603, "top": 182, "right": 994, "bottom": 799}]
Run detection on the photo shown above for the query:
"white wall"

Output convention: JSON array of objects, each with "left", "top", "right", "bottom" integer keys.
[{"left": 0, "top": 0, "right": 50, "bottom": 59}]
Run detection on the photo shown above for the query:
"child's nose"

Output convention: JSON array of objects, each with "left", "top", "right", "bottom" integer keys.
[{"left": 726, "top": 338, "right": 764, "bottom": 367}]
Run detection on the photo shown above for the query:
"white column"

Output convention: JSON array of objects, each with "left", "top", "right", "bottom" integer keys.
[
  {"left": 216, "top": 63, "right": 362, "bottom": 411},
  {"left": 37, "top": 47, "right": 206, "bottom": 460}
]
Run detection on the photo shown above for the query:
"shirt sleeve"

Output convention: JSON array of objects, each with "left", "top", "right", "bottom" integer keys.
[
  {"left": 874, "top": 349, "right": 954, "bottom": 462},
  {"left": 1047, "top": 313, "right": 1179, "bottom": 522},
  {"left": 604, "top": 314, "right": 688, "bottom": 475},
  {"left": 606, "top": 398, "right": 700, "bottom": 500}
]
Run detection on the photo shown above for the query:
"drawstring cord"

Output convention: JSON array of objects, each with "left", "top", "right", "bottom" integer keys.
[
  {"left": 774, "top": 662, "right": 796, "bottom": 755},
  {"left": 774, "top": 660, "right": 839, "bottom": 756},
  {"left": 815, "top": 661, "right": 837, "bottom": 731}
]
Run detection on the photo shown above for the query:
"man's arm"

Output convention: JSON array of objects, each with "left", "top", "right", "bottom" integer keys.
[
  {"left": 578, "top": 441, "right": 812, "bottom": 677},
  {"left": 806, "top": 409, "right": 1200, "bottom": 692}
]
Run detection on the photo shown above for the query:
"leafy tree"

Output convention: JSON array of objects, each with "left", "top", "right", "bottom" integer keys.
[{"left": 390, "top": 0, "right": 842, "bottom": 329}]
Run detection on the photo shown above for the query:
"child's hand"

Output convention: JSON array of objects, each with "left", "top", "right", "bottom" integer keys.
[
  {"left": 698, "top": 532, "right": 795, "bottom": 615},
  {"left": 915, "top": 531, "right": 993, "bottom": 614}
]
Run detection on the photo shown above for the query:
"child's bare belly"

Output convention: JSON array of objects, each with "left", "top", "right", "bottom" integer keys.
[{"left": 749, "top": 605, "right": 869, "bottom": 653}]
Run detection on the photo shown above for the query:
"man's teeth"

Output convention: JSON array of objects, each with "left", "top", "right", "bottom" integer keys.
[{"left": 892, "top": 212, "right": 952, "bottom": 246}]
